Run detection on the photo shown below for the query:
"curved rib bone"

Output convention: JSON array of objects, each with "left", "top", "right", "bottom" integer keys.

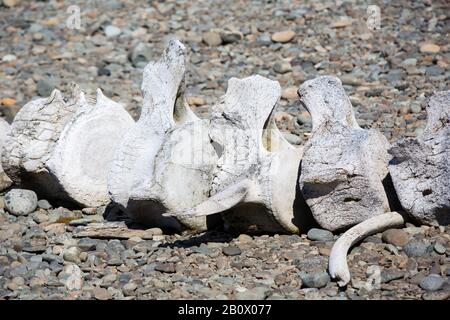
[
  {"left": 108, "top": 40, "right": 218, "bottom": 231},
  {"left": 298, "top": 76, "right": 391, "bottom": 231},
  {"left": 0, "top": 118, "right": 12, "bottom": 191},
  {"left": 1, "top": 85, "right": 134, "bottom": 207},
  {"left": 167, "top": 75, "right": 304, "bottom": 234},
  {"left": 389, "top": 91, "right": 450, "bottom": 225},
  {"left": 329, "top": 211, "right": 405, "bottom": 286}
]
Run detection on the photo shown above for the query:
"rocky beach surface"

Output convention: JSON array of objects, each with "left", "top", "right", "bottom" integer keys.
[{"left": 0, "top": 0, "right": 449, "bottom": 300}]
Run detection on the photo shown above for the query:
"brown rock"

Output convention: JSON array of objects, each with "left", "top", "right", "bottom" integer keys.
[
  {"left": 271, "top": 30, "right": 295, "bottom": 43},
  {"left": 2, "top": 0, "right": 20, "bottom": 8},
  {"left": 93, "top": 287, "right": 112, "bottom": 300},
  {"left": 382, "top": 229, "right": 410, "bottom": 246},
  {"left": 187, "top": 96, "right": 205, "bottom": 106},
  {"left": 420, "top": 43, "right": 440, "bottom": 54},
  {"left": 203, "top": 31, "right": 222, "bottom": 46},
  {"left": 1, "top": 98, "right": 16, "bottom": 107},
  {"left": 281, "top": 87, "right": 298, "bottom": 100}
]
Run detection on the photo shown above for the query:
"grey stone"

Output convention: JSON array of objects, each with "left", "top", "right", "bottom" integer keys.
[
  {"left": 300, "top": 272, "right": 331, "bottom": 288},
  {"left": 403, "top": 240, "right": 430, "bottom": 257},
  {"left": 307, "top": 228, "right": 333, "bottom": 241},
  {"left": 4, "top": 189, "right": 38, "bottom": 216},
  {"left": 104, "top": 25, "right": 121, "bottom": 38},
  {"left": 419, "top": 274, "right": 445, "bottom": 291},
  {"left": 37, "top": 200, "right": 52, "bottom": 210},
  {"left": 222, "top": 246, "right": 242, "bottom": 256}
]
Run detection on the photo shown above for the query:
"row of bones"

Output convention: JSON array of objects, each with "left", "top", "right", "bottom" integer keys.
[{"left": 0, "top": 40, "right": 448, "bottom": 287}]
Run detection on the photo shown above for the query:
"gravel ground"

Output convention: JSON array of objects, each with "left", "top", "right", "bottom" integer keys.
[{"left": 0, "top": 0, "right": 449, "bottom": 300}]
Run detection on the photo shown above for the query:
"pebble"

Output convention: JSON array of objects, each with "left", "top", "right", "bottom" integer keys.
[
  {"left": 307, "top": 228, "right": 333, "bottom": 242},
  {"left": 128, "top": 43, "right": 153, "bottom": 68},
  {"left": 235, "top": 286, "right": 269, "bottom": 300},
  {"left": 273, "top": 61, "right": 292, "bottom": 74},
  {"left": 104, "top": 25, "right": 121, "bottom": 38},
  {"left": 93, "top": 287, "right": 112, "bottom": 300},
  {"left": 123, "top": 282, "right": 138, "bottom": 296},
  {"left": 187, "top": 96, "right": 205, "bottom": 106},
  {"left": 203, "top": 31, "right": 222, "bottom": 46},
  {"left": 2, "top": 54, "right": 17, "bottom": 62},
  {"left": 271, "top": 30, "right": 295, "bottom": 43},
  {"left": 419, "top": 43, "right": 440, "bottom": 54},
  {"left": 281, "top": 87, "right": 298, "bottom": 100},
  {"left": 419, "top": 275, "right": 445, "bottom": 291},
  {"left": 222, "top": 246, "right": 242, "bottom": 256},
  {"left": 300, "top": 272, "right": 330, "bottom": 289},
  {"left": 403, "top": 240, "right": 430, "bottom": 257},
  {"left": 434, "top": 243, "right": 446, "bottom": 255},
  {"left": 381, "top": 229, "right": 410, "bottom": 247},
  {"left": 4, "top": 189, "right": 38, "bottom": 216},
  {"left": 63, "top": 246, "right": 81, "bottom": 263},
  {"left": 155, "top": 262, "right": 176, "bottom": 273},
  {"left": 1, "top": 98, "right": 16, "bottom": 107},
  {"left": 220, "top": 30, "right": 243, "bottom": 44},
  {"left": 2, "top": 0, "right": 20, "bottom": 8},
  {"left": 37, "top": 199, "right": 52, "bottom": 210}
]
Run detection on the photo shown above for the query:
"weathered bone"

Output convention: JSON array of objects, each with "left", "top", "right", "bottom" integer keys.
[
  {"left": 0, "top": 118, "right": 12, "bottom": 191},
  {"left": 167, "top": 75, "right": 303, "bottom": 234},
  {"left": 389, "top": 91, "right": 450, "bottom": 226},
  {"left": 329, "top": 211, "right": 405, "bottom": 286},
  {"left": 298, "top": 76, "right": 391, "bottom": 231},
  {"left": 108, "top": 40, "right": 218, "bottom": 231},
  {"left": 1, "top": 86, "right": 134, "bottom": 207}
]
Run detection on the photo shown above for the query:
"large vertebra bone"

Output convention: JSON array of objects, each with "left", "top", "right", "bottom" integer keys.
[
  {"left": 0, "top": 118, "right": 12, "bottom": 191},
  {"left": 1, "top": 85, "right": 134, "bottom": 207},
  {"left": 388, "top": 91, "right": 449, "bottom": 225},
  {"left": 167, "top": 75, "right": 304, "bottom": 234},
  {"left": 298, "top": 76, "right": 391, "bottom": 232},
  {"left": 108, "top": 40, "right": 218, "bottom": 231}
]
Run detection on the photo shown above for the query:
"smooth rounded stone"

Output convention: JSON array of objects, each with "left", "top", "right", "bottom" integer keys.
[
  {"left": 220, "top": 30, "right": 243, "bottom": 44},
  {"left": 81, "top": 207, "right": 97, "bottom": 215},
  {"left": 273, "top": 61, "right": 292, "bottom": 74},
  {"left": 419, "top": 274, "right": 445, "bottom": 291},
  {"left": 420, "top": 43, "right": 440, "bottom": 54},
  {"left": 237, "top": 234, "right": 253, "bottom": 243},
  {"left": 122, "top": 282, "right": 138, "bottom": 296},
  {"left": 4, "top": 189, "right": 38, "bottom": 216},
  {"left": 281, "top": 87, "right": 298, "bottom": 100},
  {"left": 235, "top": 286, "right": 269, "bottom": 300},
  {"left": 222, "top": 246, "right": 242, "bottom": 256},
  {"left": 300, "top": 272, "right": 330, "bottom": 289},
  {"left": 63, "top": 246, "right": 81, "bottom": 263},
  {"left": 202, "top": 31, "right": 222, "bottom": 46},
  {"left": 37, "top": 200, "right": 52, "bottom": 210},
  {"left": 104, "top": 25, "right": 121, "bottom": 38},
  {"left": 271, "top": 30, "right": 295, "bottom": 43},
  {"left": 434, "top": 243, "right": 446, "bottom": 255},
  {"left": 154, "top": 262, "right": 176, "bottom": 273},
  {"left": 422, "top": 290, "right": 450, "bottom": 300},
  {"left": 382, "top": 229, "right": 410, "bottom": 247},
  {"left": 403, "top": 240, "right": 431, "bottom": 257},
  {"left": 2, "top": 0, "right": 21, "bottom": 8},
  {"left": 307, "top": 228, "right": 333, "bottom": 242},
  {"left": 93, "top": 287, "right": 112, "bottom": 300}
]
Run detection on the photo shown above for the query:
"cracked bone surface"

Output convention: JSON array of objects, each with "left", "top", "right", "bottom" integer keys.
[
  {"left": 108, "top": 40, "right": 218, "bottom": 231},
  {"left": 167, "top": 75, "right": 304, "bottom": 234},
  {"left": 298, "top": 75, "right": 391, "bottom": 232},
  {"left": 389, "top": 91, "right": 450, "bottom": 226},
  {"left": 1, "top": 85, "right": 134, "bottom": 207},
  {"left": 0, "top": 118, "right": 12, "bottom": 191}
]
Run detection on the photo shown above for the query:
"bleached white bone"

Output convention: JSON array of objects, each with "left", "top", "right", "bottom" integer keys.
[
  {"left": 166, "top": 75, "right": 303, "bottom": 234},
  {"left": 389, "top": 91, "right": 450, "bottom": 226},
  {"left": 108, "top": 39, "right": 218, "bottom": 231},
  {"left": 298, "top": 76, "right": 391, "bottom": 231},
  {"left": 329, "top": 211, "right": 405, "bottom": 286},
  {"left": 1, "top": 85, "right": 134, "bottom": 207},
  {"left": 0, "top": 118, "right": 12, "bottom": 191}
]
